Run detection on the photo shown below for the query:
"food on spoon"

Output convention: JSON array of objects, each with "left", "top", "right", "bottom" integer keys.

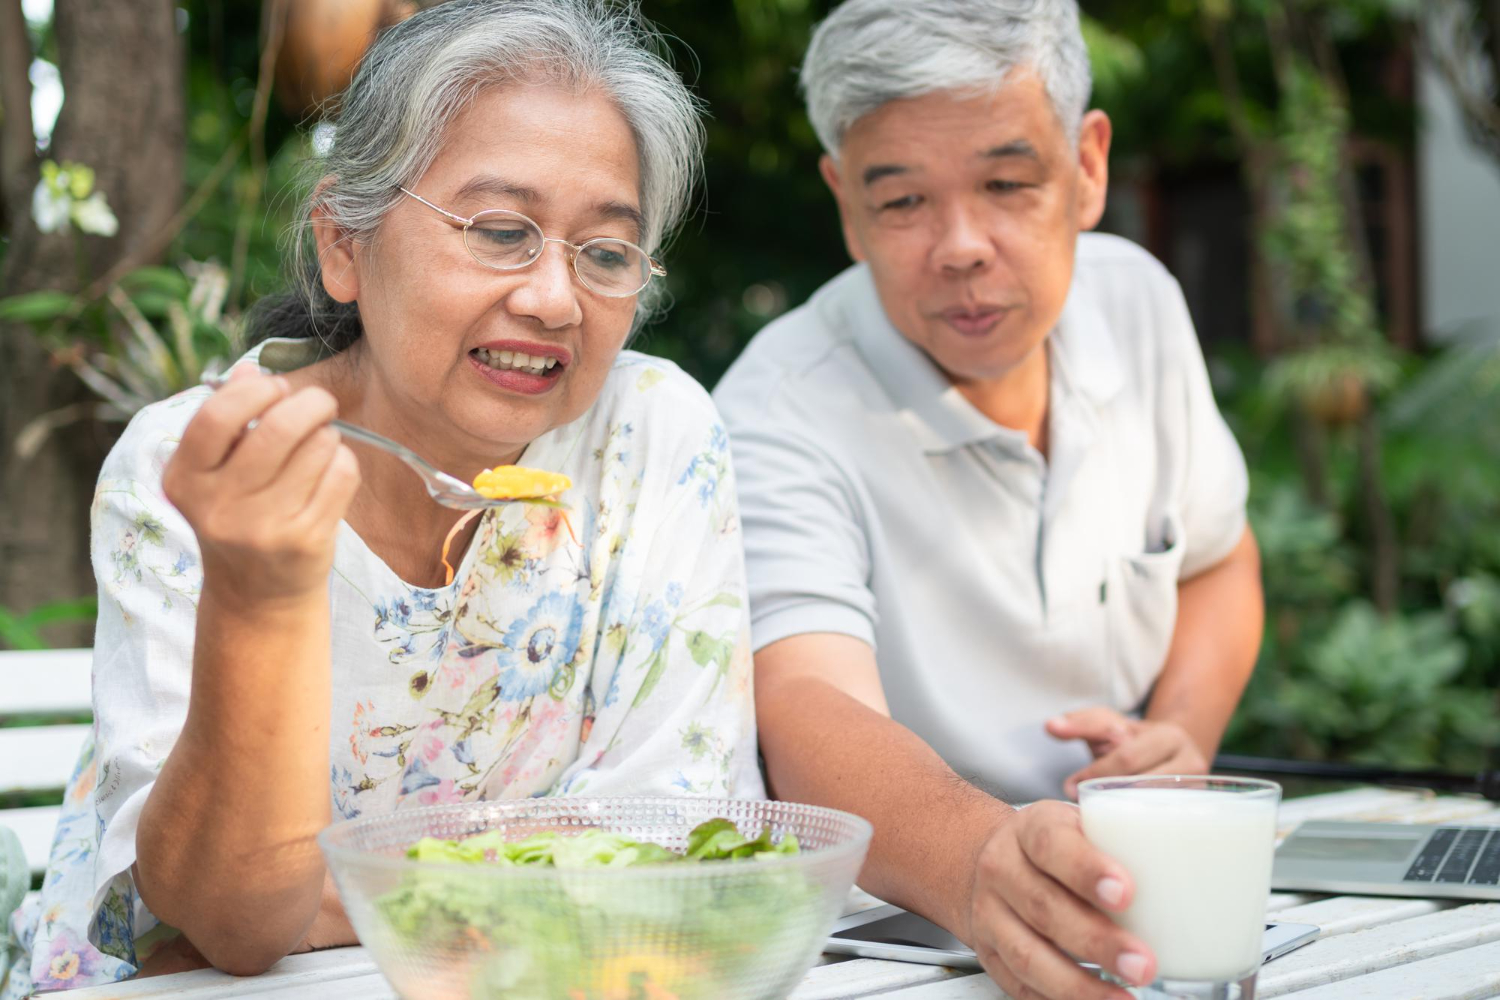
[
  {"left": 472, "top": 465, "right": 572, "bottom": 501},
  {"left": 438, "top": 465, "right": 575, "bottom": 584}
]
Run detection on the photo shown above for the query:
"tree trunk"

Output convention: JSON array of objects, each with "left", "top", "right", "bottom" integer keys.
[{"left": 0, "top": 0, "right": 183, "bottom": 646}]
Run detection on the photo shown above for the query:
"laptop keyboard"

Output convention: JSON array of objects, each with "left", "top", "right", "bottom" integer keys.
[{"left": 1403, "top": 827, "right": 1500, "bottom": 886}]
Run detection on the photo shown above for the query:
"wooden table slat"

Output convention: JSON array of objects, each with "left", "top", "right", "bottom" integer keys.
[
  {"left": 1268, "top": 895, "right": 1455, "bottom": 937},
  {"left": 868, "top": 972, "right": 1003, "bottom": 998},
  {"left": 1278, "top": 937, "right": 1500, "bottom": 999},
  {"left": 790, "top": 958, "right": 966, "bottom": 999},
  {"left": 1259, "top": 903, "right": 1500, "bottom": 997},
  {"left": 60, "top": 948, "right": 381, "bottom": 998}
]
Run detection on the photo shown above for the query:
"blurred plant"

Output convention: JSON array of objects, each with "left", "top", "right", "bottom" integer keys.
[
  {"left": 1422, "top": 0, "right": 1500, "bottom": 170},
  {"left": 1233, "top": 600, "right": 1498, "bottom": 768},
  {"left": 0, "top": 597, "right": 98, "bottom": 651},
  {"left": 30, "top": 160, "right": 118, "bottom": 237},
  {"left": 1, "top": 261, "right": 243, "bottom": 458}
]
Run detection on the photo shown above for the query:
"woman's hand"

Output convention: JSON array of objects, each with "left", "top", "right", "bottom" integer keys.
[
  {"left": 162, "top": 366, "right": 361, "bottom": 605},
  {"left": 1046, "top": 708, "right": 1210, "bottom": 799}
]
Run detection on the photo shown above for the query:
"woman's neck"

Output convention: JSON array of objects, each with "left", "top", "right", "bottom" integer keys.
[{"left": 953, "top": 341, "right": 1051, "bottom": 458}]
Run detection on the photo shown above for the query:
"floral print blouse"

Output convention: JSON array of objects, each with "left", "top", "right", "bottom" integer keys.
[{"left": 2, "top": 339, "right": 763, "bottom": 996}]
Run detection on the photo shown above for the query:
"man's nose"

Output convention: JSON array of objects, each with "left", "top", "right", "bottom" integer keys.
[{"left": 931, "top": 205, "right": 996, "bottom": 275}]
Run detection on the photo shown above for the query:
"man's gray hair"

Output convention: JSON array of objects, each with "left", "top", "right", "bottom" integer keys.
[
  {"left": 276, "top": 0, "right": 702, "bottom": 348},
  {"left": 800, "top": 0, "right": 1092, "bottom": 157}
]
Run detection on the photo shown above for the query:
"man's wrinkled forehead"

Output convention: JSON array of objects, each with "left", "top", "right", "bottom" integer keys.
[{"left": 836, "top": 74, "right": 1067, "bottom": 171}]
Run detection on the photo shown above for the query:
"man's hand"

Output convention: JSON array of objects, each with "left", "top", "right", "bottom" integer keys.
[
  {"left": 969, "top": 801, "right": 1155, "bottom": 999},
  {"left": 1046, "top": 707, "right": 1209, "bottom": 799}
]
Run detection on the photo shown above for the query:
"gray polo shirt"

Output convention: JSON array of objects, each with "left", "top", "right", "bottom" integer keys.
[{"left": 713, "top": 233, "right": 1249, "bottom": 802}]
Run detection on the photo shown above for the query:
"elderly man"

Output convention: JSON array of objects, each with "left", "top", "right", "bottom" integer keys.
[{"left": 713, "top": 1, "right": 1264, "bottom": 998}]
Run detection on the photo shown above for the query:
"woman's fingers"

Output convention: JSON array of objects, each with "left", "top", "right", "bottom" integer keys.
[
  {"left": 223, "top": 387, "right": 341, "bottom": 494},
  {"left": 274, "top": 426, "right": 344, "bottom": 513},
  {"left": 301, "top": 443, "right": 362, "bottom": 527},
  {"left": 174, "top": 372, "right": 289, "bottom": 473}
]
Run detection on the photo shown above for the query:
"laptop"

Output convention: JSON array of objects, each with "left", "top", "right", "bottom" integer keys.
[{"left": 1273, "top": 821, "right": 1500, "bottom": 900}]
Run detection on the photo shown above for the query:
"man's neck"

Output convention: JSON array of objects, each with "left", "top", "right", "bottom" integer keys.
[{"left": 952, "top": 342, "right": 1051, "bottom": 457}]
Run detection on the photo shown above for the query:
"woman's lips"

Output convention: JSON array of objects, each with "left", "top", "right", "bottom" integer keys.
[
  {"left": 468, "top": 352, "right": 562, "bottom": 396},
  {"left": 940, "top": 307, "right": 1008, "bottom": 337}
]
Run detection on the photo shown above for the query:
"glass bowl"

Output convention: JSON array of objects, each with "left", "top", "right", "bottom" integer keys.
[{"left": 319, "top": 796, "right": 873, "bottom": 1000}]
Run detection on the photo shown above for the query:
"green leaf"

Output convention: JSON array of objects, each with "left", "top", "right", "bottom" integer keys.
[
  {"left": 118, "top": 266, "right": 191, "bottom": 299},
  {"left": 0, "top": 290, "right": 76, "bottom": 324},
  {"left": 631, "top": 646, "right": 669, "bottom": 708}
]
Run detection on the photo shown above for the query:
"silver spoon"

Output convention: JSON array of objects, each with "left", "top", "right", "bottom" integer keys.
[{"left": 200, "top": 372, "right": 528, "bottom": 511}]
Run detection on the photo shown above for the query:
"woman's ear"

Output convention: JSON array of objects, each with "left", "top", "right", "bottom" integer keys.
[{"left": 311, "top": 179, "right": 360, "bottom": 304}]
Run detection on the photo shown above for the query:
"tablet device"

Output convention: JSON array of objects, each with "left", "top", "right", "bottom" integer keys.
[{"left": 826, "top": 904, "right": 1319, "bottom": 970}]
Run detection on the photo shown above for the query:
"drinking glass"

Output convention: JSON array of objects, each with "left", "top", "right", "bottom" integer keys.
[{"left": 1078, "top": 775, "right": 1282, "bottom": 1000}]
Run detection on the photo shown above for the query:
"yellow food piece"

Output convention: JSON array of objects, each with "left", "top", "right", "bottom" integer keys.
[{"left": 472, "top": 465, "right": 572, "bottom": 500}]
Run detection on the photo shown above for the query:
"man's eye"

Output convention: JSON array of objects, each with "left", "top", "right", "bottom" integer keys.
[
  {"left": 988, "top": 180, "right": 1029, "bottom": 194},
  {"left": 879, "top": 195, "right": 923, "bottom": 212}
]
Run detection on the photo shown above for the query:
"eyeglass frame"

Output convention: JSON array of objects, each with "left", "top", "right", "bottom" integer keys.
[{"left": 396, "top": 186, "right": 666, "bottom": 298}]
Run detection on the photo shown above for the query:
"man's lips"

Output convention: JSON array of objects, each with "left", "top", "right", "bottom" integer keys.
[{"left": 939, "top": 307, "right": 1009, "bottom": 337}]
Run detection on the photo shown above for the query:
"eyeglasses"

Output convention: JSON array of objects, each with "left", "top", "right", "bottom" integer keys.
[{"left": 397, "top": 187, "right": 665, "bottom": 298}]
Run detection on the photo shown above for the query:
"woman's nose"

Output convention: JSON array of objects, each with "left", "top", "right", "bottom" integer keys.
[{"left": 505, "top": 240, "right": 584, "bottom": 329}]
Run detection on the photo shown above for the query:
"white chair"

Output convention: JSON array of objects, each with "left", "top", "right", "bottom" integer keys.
[{"left": 0, "top": 649, "right": 93, "bottom": 878}]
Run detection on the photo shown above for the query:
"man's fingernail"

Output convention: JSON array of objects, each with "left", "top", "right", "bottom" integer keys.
[
  {"left": 1117, "top": 951, "right": 1149, "bottom": 985},
  {"left": 1096, "top": 876, "right": 1125, "bottom": 908}
]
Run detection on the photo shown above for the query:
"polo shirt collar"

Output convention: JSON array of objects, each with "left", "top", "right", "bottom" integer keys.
[{"left": 845, "top": 263, "right": 1124, "bottom": 455}]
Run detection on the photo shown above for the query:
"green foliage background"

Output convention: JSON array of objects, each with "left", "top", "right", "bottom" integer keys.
[{"left": 9, "top": 0, "right": 1500, "bottom": 774}]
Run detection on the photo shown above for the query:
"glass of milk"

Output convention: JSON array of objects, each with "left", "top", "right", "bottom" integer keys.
[{"left": 1078, "top": 775, "right": 1281, "bottom": 1000}]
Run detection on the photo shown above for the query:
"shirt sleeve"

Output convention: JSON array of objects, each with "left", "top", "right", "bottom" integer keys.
[
  {"left": 556, "top": 395, "right": 764, "bottom": 800},
  {"left": 1155, "top": 274, "right": 1250, "bottom": 579},
  {"left": 87, "top": 395, "right": 206, "bottom": 956},
  {"left": 726, "top": 414, "right": 879, "bottom": 653}
]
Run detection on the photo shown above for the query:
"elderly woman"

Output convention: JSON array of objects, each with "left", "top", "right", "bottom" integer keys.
[
  {"left": 714, "top": 1, "right": 1262, "bottom": 998},
  {"left": 2, "top": 1, "right": 759, "bottom": 993}
]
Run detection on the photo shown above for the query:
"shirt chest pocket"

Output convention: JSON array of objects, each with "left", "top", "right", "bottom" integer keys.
[{"left": 1104, "top": 511, "right": 1185, "bottom": 708}]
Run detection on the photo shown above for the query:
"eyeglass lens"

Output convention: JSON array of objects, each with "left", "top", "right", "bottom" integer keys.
[{"left": 464, "top": 210, "right": 651, "bottom": 297}]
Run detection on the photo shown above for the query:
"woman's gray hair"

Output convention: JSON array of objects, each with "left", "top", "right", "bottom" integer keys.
[
  {"left": 800, "top": 0, "right": 1092, "bottom": 157},
  {"left": 261, "top": 0, "right": 703, "bottom": 349}
]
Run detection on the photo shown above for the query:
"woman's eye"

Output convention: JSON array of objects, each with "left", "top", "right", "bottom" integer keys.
[
  {"left": 475, "top": 225, "right": 531, "bottom": 247},
  {"left": 583, "top": 245, "right": 630, "bottom": 270},
  {"left": 878, "top": 194, "right": 923, "bottom": 212}
]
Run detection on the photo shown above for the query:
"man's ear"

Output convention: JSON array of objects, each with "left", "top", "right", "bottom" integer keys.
[
  {"left": 1075, "top": 109, "right": 1112, "bottom": 232},
  {"left": 311, "top": 178, "right": 360, "bottom": 303},
  {"left": 819, "top": 153, "right": 866, "bottom": 264}
]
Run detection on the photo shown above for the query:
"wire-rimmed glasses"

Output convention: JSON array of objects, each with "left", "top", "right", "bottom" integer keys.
[{"left": 397, "top": 186, "right": 665, "bottom": 298}]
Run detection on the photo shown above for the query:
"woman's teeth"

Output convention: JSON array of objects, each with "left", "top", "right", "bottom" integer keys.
[{"left": 474, "top": 348, "right": 559, "bottom": 373}]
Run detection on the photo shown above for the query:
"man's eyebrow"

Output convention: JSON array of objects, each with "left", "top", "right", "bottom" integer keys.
[
  {"left": 862, "top": 163, "right": 909, "bottom": 186},
  {"left": 982, "top": 140, "right": 1040, "bottom": 161},
  {"left": 454, "top": 175, "right": 644, "bottom": 240}
]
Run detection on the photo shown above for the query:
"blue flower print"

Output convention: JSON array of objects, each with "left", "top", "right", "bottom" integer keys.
[
  {"left": 331, "top": 765, "right": 362, "bottom": 819},
  {"left": 496, "top": 592, "right": 584, "bottom": 701},
  {"left": 640, "top": 602, "right": 671, "bottom": 650},
  {"left": 451, "top": 738, "right": 475, "bottom": 766},
  {"left": 399, "top": 757, "right": 441, "bottom": 797}
]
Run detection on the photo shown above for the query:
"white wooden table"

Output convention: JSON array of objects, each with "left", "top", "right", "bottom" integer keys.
[{"left": 61, "top": 787, "right": 1500, "bottom": 1000}]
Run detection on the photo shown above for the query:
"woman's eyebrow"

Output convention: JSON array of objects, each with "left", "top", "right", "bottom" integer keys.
[
  {"left": 455, "top": 175, "right": 643, "bottom": 239},
  {"left": 454, "top": 175, "right": 538, "bottom": 204}
]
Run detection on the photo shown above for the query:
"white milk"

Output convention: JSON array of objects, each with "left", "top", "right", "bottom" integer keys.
[{"left": 1079, "top": 788, "right": 1278, "bottom": 981}]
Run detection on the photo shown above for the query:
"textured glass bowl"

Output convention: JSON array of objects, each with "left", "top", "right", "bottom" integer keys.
[{"left": 319, "top": 797, "right": 873, "bottom": 1000}]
